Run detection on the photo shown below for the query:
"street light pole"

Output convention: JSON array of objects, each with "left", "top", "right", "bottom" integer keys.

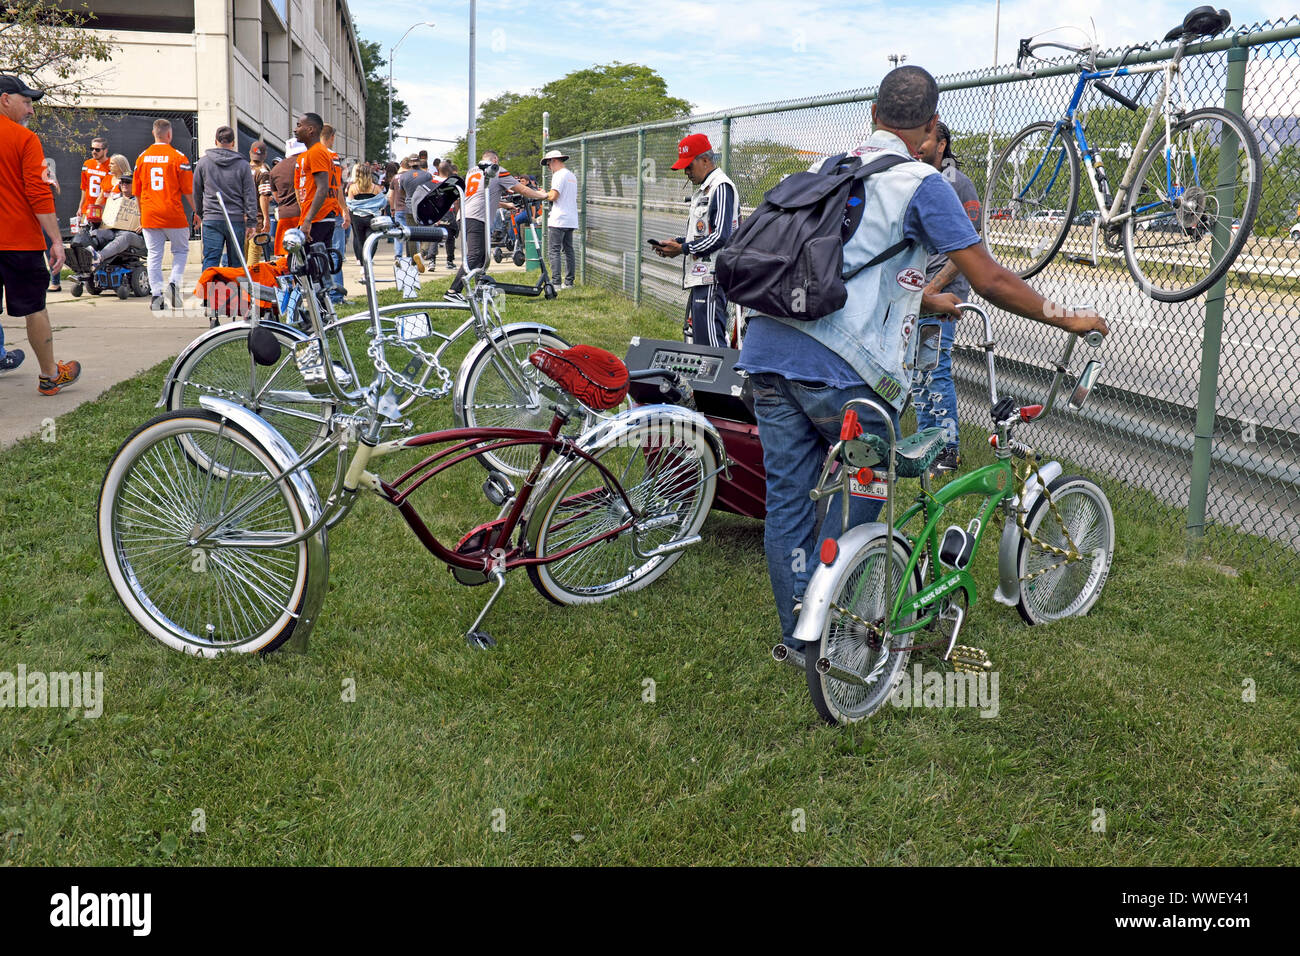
[
  {"left": 468, "top": 0, "right": 477, "bottom": 166},
  {"left": 388, "top": 21, "right": 436, "bottom": 162}
]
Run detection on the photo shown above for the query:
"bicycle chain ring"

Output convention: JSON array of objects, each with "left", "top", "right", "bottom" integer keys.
[{"left": 1103, "top": 223, "right": 1124, "bottom": 252}]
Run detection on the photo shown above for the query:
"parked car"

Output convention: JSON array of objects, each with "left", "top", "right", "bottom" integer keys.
[
  {"left": 1027, "top": 208, "right": 1067, "bottom": 223},
  {"left": 1072, "top": 210, "right": 1101, "bottom": 226},
  {"left": 989, "top": 207, "right": 1014, "bottom": 221},
  {"left": 1287, "top": 222, "right": 1299, "bottom": 240},
  {"left": 1139, "top": 213, "right": 1182, "bottom": 233}
]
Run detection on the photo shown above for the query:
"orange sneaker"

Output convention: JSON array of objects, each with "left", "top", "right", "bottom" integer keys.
[{"left": 38, "top": 360, "right": 82, "bottom": 396}]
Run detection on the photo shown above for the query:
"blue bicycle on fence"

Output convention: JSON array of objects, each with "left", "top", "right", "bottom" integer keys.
[{"left": 983, "top": 6, "right": 1261, "bottom": 302}]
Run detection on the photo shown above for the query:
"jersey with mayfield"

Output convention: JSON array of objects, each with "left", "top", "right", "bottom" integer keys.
[
  {"left": 295, "top": 143, "right": 339, "bottom": 223},
  {"left": 79, "top": 156, "right": 112, "bottom": 220},
  {"left": 132, "top": 144, "right": 193, "bottom": 229}
]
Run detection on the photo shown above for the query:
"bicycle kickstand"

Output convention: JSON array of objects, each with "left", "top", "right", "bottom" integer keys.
[{"left": 465, "top": 569, "right": 507, "bottom": 650}]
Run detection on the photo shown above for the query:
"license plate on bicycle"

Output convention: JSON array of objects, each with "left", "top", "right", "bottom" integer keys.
[{"left": 848, "top": 474, "right": 889, "bottom": 500}]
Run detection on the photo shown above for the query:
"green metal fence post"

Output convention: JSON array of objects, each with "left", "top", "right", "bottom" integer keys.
[
  {"left": 1187, "top": 42, "right": 1248, "bottom": 546},
  {"left": 634, "top": 128, "right": 645, "bottom": 305},
  {"left": 720, "top": 116, "right": 731, "bottom": 174},
  {"left": 579, "top": 137, "right": 587, "bottom": 285}
]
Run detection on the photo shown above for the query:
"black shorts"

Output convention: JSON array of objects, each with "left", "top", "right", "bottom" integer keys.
[{"left": 0, "top": 249, "right": 48, "bottom": 317}]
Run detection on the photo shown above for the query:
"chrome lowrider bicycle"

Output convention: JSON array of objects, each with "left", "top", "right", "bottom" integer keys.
[{"left": 98, "top": 222, "right": 725, "bottom": 656}]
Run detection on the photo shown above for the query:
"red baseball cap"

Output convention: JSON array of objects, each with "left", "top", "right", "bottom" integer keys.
[{"left": 672, "top": 133, "right": 712, "bottom": 170}]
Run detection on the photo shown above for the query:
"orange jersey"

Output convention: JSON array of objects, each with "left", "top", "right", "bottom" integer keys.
[
  {"left": 328, "top": 149, "right": 343, "bottom": 214},
  {"left": 79, "top": 157, "right": 112, "bottom": 218},
  {"left": 133, "top": 144, "right": 193, "bottom": 229},
  {"left": 294, "top": 143, "right": 339, "bottom": 222},
  {"left": 0, "top": 113, "right": 54, "bottom": 250}
]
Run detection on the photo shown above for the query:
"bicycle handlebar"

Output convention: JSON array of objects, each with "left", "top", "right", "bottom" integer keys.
[{"left": 956, "top": 303, "right": 1101, "bottom": 426}]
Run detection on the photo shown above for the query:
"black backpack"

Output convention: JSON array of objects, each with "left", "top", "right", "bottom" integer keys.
[{"left": 715, "top": 152, "right": 914, "bottom": 320}]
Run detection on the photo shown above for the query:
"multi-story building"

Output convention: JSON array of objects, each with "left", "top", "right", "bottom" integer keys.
[{"left": 41, "top": 0, "right": 366, "bottom": 229}]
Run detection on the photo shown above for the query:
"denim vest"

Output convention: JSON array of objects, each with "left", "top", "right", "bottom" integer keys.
[{"left": 765, "top": 130, "right": 940, "bottom": 409}]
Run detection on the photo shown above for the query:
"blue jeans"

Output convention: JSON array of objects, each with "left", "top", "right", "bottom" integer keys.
[
  {"left": 201, "top": 218, "right": 244, "bottom": 271},
  {"left": 393, "top": 210, "right": 408, "bottom": 257},
  {"left": 327, "top": 217, "right": 346, "bottom": 301},
  {"left": 750, "top": 372, "right": 900, "bottom": 647},
  {"left": 910, "top": 317, "right": 959, "bottom": 453}
]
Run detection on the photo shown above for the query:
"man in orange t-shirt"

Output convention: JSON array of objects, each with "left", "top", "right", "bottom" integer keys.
[
  {"left": 0, "top": 75, "right": 81, "bottom": 394},
  {"left": 293, "top": 112, "right": 338, "bottom": 246},
  {"left": 319, "top": 122, "right": 349, "bottom": 302},
  {"left": 78, "top": 136, "right": 112, "bottom": 227},
  {"left": 133, "top": 118, "right": 196, "bottom": 310}
]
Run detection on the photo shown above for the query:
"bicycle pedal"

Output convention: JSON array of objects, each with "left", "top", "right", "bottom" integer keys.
[
  {"left": 771, "top": 643, "right": 805, "bottom": 672},
  {"left": 950, "top": 644, "right": 993, "bottom": 673},
  {"left": 482, "top": 471, "right": 515, "bottom": 506}
]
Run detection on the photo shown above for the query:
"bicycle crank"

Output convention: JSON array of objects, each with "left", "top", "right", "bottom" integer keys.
[{"left": 950, "top": 645, "right": 994, "bottom": 674}]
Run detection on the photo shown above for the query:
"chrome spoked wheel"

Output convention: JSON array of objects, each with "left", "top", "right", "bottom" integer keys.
[
  {"left": 168, "top": 323, "right": 335, "bottom": 465},
  {"left": 457, "top": 329, "right": 581, "bottom": 477},
  {"left": 526, "top": 420, "right": 717, "bottom": 604},
  {"left": 806, "top": 533, "right": 919, "bottom": 725},
  {"left": 1015, "top": 475, "right": 1114, "bottom": 624},
  {"left": 98, "top": 410, "right": 325, "bottom": 656}
]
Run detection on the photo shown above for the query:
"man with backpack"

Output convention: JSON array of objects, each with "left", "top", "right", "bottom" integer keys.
[
  {"left": 652, "top": 134, "right": 738, "bottom": 348},
  {"left": 727, "top": 66, "right": 1109, "bottom": 665}
]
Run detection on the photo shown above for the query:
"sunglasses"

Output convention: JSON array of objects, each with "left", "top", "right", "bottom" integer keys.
[{"left": 92, "top": 146, "right": 106, "bottom": 151}]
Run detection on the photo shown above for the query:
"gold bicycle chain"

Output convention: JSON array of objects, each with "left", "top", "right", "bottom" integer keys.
[{"left": 1013, "top": 451, "right": 1084, "bottom": 582}]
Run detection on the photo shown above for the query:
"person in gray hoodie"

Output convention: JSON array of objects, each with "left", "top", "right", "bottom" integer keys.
[{"left": 193, "top": 125, "right": 257, "bottom": 270}]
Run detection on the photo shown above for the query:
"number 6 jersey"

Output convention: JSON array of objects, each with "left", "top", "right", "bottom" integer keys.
[{"left": 133, "top": 143, "right": 194, "bottom": 229}]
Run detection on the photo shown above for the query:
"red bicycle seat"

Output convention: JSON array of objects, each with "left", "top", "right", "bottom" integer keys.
[{"left": 529, "top": 345, "right": 629, "bottom": 411}]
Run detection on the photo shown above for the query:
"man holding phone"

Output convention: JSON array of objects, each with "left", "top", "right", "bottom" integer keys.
[{"left": 652, "top": 133, "right": 738, "bottom": 348}]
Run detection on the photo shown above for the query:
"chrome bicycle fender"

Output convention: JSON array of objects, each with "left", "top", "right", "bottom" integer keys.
[
  {"left": 195, "top": 395, "right": 330, "bottom": 652},
  {"left": 156, "top": 320, "right": 309, "bottom": 408},
  {"left": 519, "top": 404, "right": 727, "bottom": 548},
  {"left": 791, "top": 522, "right": 914, "bottom": 649},
  {"left": 450, "top": 322, "right": 562, "bottom": 425},
  {"left": 993, "top": 459, "right": 1063, "bottom": 606}
]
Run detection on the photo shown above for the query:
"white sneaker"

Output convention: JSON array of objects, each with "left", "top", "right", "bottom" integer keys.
[{"left": 560, "top": 282, "right": 574, "bottom": 290}]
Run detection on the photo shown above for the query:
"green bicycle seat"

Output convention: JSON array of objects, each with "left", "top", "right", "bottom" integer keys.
[{"left": 843, "top": 426, "right": 948, "bottom": 478}]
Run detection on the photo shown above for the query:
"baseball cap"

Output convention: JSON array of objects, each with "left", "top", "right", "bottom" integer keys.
[
  {"left": 285, "top": 137, "right": 307, "bottom": 158},
  {"left": 672, "top": 133, "right": 711, "bottom": 170},
  {"left": 541, "top": 149, "right": 569, "bottom": 166},
  {"left": 250, "top": 141, "right": 267, "bottom": 157},
  {"left": 405, "top": 153, "right": 420, "bottom": 165},
  {"left": 0, "top": 75, "right": 43, "bottom": 100}
]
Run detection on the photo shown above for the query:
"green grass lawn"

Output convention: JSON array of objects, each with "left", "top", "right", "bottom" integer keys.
[{"left": 2, "top": 274, "right": 1297, "bottom": 865}]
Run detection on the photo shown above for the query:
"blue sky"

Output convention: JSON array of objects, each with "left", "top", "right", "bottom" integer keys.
[{"left": 348, "top": 0, "right": 1293, "bottom": 154}]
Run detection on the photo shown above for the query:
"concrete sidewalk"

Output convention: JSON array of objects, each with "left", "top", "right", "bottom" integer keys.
[{"left": 0, "top": 238, "right": 534, "bottom": 449}]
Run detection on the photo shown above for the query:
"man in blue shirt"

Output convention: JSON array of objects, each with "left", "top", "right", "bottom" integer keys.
[{"left": 736, "top": 66, "right": 1109, "bottom": 665}]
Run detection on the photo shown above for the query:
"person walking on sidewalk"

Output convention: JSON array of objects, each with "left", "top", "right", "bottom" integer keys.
[
  {"left": 193, "top": 125, "right": 257, "bottom": 271},
  {"left": 0, "top": 75, "right": 81, "bottom": 392},
  {"left": 247, "top": 141, "right": 273, "bottom": 265},
  {"left": 320, "top": 123, "right": 349, "bottom": 300},
  {"left": 134, "top": 118, "right": 196, "bottom": 311}
]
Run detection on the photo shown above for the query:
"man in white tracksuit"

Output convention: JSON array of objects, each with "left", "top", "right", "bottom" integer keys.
[{"left": 653, "top": 133, "right": 739, "bottom": 348}]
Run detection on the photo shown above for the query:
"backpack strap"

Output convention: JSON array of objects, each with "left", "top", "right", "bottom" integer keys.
[{"left": 840, "top": 153, "right": 917, "bottom": 280}]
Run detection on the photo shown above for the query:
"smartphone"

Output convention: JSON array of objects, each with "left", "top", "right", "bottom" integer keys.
[{"left": 647, "top": 239, "right": 662, "bottom": 247}]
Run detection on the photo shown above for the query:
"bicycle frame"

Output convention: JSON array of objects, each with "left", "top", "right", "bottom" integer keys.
[{"left": 1018, "top": 37, "right": 1195, "bottom": 227}]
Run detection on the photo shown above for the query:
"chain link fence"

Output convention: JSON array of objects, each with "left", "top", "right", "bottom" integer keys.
[{"left": 547, "top": 16, "right": 1300, "bottom": 573}]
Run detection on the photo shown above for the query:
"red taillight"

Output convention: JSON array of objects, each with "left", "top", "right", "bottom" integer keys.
[
  {"left": 856, "top": 467, "right": 874, "bottom": 485},
  {"left": 840, "top": 410, "right": 862, "bottom": 441},
  {"left": 988, "top": 435, "right": 999, "bottom": 448},
  {"left": 1019, "top": 404, "right": 1043, "bottom": 421}
]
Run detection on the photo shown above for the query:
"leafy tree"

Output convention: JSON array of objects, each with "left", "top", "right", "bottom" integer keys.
[
  {"left": 727, "top": 139, "right": 812, "bottom": 204},
  {"left": 357, "top": 28, "right": 408, "bottom": 163},
  {"left": 446, "top": 62, "right": 691, "bottom": 174},
  {"left": 1, "top": 0, "right": 114, "bottom": 150}
]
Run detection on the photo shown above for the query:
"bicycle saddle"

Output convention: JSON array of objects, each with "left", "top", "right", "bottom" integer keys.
[
  {"left": 529, "top": 344, "right": 629, "bottom": 410},
  {"left": 842, "top": 427, "right": 947, "bottom": 479},
  {"left": 1164, "top": 6, "right": 1230, "bottom": 42}
]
